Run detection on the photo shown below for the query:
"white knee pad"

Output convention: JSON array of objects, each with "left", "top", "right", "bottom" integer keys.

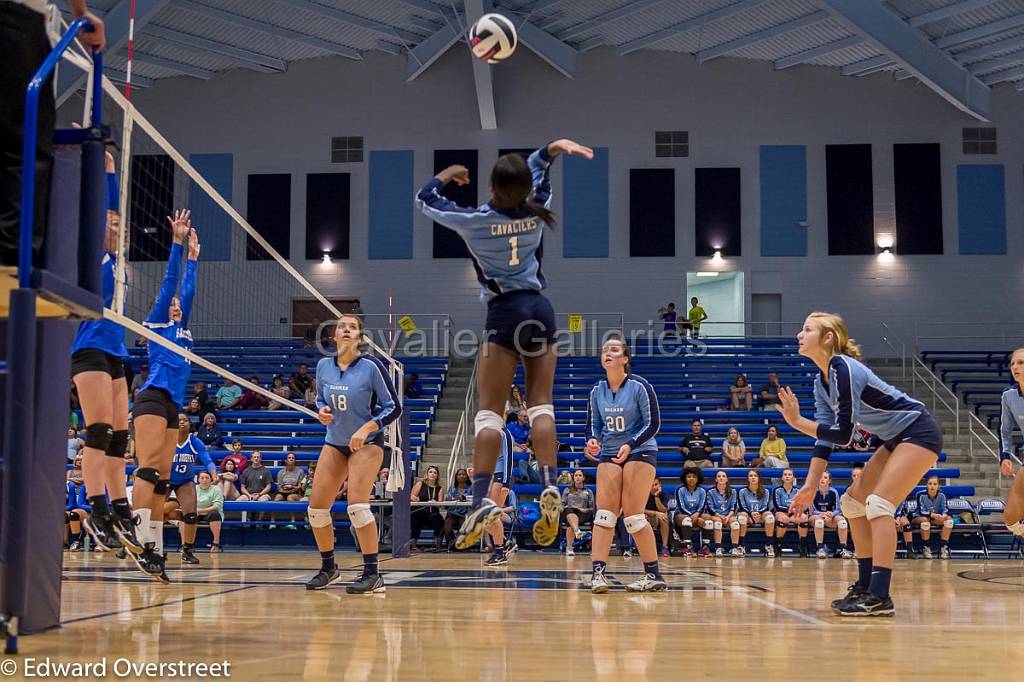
[
  {"left": 348, "top": 503, "right": 375, "bottom": 529},
  {"left": 703, "top": 520, "right": 715, "bottom": 531},
  {"left": 840, "top": 493, "right": 866, "bottom": 519},
  {"left": 814, "top": 519, "right": 825, "bottom": 529},
  {"left": 682, "top": 517, "right": 693, "bottom": 528},
  {"left": 594, "top": 509, "right": 618, "bottom": 529},
  {"left": 713, "top": 520, "right": 723, "bottom": 531},
  {"left": 624, "top": 513, "right": 649, "bottom": 535},
  {"left": 307, "top": 507, "right": 332, "bottom": 529},
  {"left": 474, "top": 410, "right": 504, "bottom": 436},
  {"left": 837, "top": 518, "right": 848, "bottom": 530},
  {"left": 763, "top": 512, "right": 775, "bottom": 525},
  {"left": 1007, "top": 520, "right": 1024, "bottom": 536},
  {"left": 729, "top": 521, "right": 740, "bottom": 531},
  {"left": 919, "top": 521, "right": 931, "bottom": 531},
  {"left": 942, "top": 518, "right": 954, "bottom": 530},
  {"left": 526, "top": 404, "right": 555, "bottom": 426},
  {"left": 864, "top": 494, "right": 896, "bottom": 520}
]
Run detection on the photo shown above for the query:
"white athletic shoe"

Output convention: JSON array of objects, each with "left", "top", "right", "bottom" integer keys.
[
  {"left": 714, "top": 547, "right": 724, "bottom": 558},
  {"left": 730, "top": 547, "right": 743, "bottom": 558},
  {"left": 840, "top": 549, "right": 855, "bottom": 559},
  {"left": 565, "top": 548, "right": 575, "bottom": 557},
  {"left": 940, "top": 546, "right": 950, "bottom": 560},
  {"left": 625, "top": 573, "right": 668, "bottom": 592},
  {"left": 590, "top": 570, "right": 610, "bottom": 594},
  {"left": 765, "top": 545, "right": 776, "bottom": 558},
  {"left": 922, "top": 546, "right": 933, "bottom": 559},
  {"left": 454, "top": 499, "right": 502, "bottom": 550},
  {"left": 816, "top": 547, "right": 828, "bottom": 560}
]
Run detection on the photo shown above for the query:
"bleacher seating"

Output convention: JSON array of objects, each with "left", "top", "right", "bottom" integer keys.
[{"left": 920, "top": 349, "right": 1015, "bottom": 429}]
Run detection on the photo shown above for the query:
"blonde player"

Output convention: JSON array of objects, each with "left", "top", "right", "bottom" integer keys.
[{"left": 998, "top": 348, "right": 1024, "bottom": 540}]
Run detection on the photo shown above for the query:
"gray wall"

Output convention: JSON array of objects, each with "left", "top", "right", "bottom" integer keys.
[{"left": 75, "top": 46, "right": 1024, "bottom": 353}]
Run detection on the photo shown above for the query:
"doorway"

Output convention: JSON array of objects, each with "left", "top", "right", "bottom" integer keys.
[{"left": 685, "top": 272, "right": 744, "bottom": 337}]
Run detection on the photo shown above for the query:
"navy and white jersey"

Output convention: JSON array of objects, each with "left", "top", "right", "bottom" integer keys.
[
  {"left": 585, "top": 374, "right": 660, "bottom": 455},
  {"left": 812, "top": 355, "right": 925, "bottom": 459},
  {"left": 999, "top": 385, "right": 1024, "bottom": 460},
  {"left": 895, "top": 499, "right": 909, "bottom": 518},
  {"left": 705, "top": 487, "right": 736, "bottom": 516},
  {"left": 915, "top": 491, "right": 948, "bottom": 516},
  {"left": 315, "top": 355, "right": 402, "bottom": 447},
  {"left": 72, "top": 172, "right": 127, "bottom": 358},
  {"left": 675, "top": 486, "right": 707, "bottom": 516},
  {"left": 812, "top": 486, "right": 840, "bottom": 513},
  {"left": 415, "top": 146, "right": 552, "bottom": 301},
  {"left": 140, "top": 242, "right": 196, "bottom": 405},
  {"left": 772, "top": 485, "right": 800, "bottom": 512},
  {"left": 171, "top": 433, "right": 216, "bottom": 485},
  {"left": 493, "top": 426, "right": 515, "bottom": 484},
  {"left": 738, "top": 487, "right": 771, "bottom": 513}
]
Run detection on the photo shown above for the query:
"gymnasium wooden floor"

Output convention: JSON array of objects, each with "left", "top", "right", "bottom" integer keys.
[{"left": 19, "top": 550, "right": 1024, "bottom": 680}]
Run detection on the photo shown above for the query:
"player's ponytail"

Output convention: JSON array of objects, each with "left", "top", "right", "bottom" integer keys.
[
  {"left": 521, "top": 197, "right": 557, "bottom": 229},
  {"left": 808, "top": 311, "right": 862, "bottom": 360},
  {"left": 490, "top": 153, "right": 558, "bottom": 229}
]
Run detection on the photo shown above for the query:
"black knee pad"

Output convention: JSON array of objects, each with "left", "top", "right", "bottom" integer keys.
[
  {"left": 67, "top": 511, "right": 80, "bottom": 522},
  {"left": 84, "top": 423, "right": 114, "bottom": 451},
  {"left": 106, "top": 429, "right": 129, "bottom": 458},
  {"left": 901, "top": 524, "right": 913, "bottom": 533},
  {"left": 153, "top": 479, "right": 171, "bottom": 496},
  {"left": 182, "top": 512, "right": 198, "bottom": 525},
  {"left": 798, "top": 521, "right": 810, "bottom": 529},
  {"left": 135, "top": 466, "right": 160, "bottom": 486}
]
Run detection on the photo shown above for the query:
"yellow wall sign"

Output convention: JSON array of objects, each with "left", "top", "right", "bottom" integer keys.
[
  {"left": 397, "top": 316, "right": 417, "bottom": 334},
  {"left": 568, "top": 314, "right": 583, "bottom": 333}
]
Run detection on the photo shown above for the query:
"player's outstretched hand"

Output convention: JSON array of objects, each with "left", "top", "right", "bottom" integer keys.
[
  {"left": 788, "top": 485, "right": 815, "bottom": 516},
  {"left": 549, "top": 139, "right": 594, "bottom": 160},
  {"left": 774, "top": 386, "right": 802, "bottom": 426},
  {"left": 1001, "top": 458, "right": 1014, "bottom": 477},
  {"left": 167, "top": 209, "right": 191, "bottom": 244},
  {"left": 187, "top": 228, "right": 201, "bottom": 261},
  {"left": 437, "top": 165, "right": 470, "bottom": 186}
]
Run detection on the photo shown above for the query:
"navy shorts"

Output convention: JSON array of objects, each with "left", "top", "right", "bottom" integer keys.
[
  {"left": 599, "top": 449, "right": 658, "bottom": 468},
  {"left": 882, "top": 410, "right": 943, "bottom": 456},
  {"left": 132, "top": 387, "right": 178, "bottom": 426},
  {"left": 325, "top": 433, "right": 386, "bottom": 458},
  {"left": 71, "top": 348, "right": 126, "bottom": 380},
  {"left": 485, "top": 290, "right": 557, "bottom": 353}
]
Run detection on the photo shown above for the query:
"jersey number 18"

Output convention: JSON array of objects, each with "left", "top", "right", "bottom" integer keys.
[{"left": 329, "top": 394, "right": 348, "bottom": 412}]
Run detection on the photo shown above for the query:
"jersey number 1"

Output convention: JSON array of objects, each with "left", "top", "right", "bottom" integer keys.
[{"left": 508, "top": 237, "right": 520, "bottom": 267}]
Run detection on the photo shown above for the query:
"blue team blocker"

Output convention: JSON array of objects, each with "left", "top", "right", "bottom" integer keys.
[{"left": 1, "top": 19, "right": 105, "bottom": 654}]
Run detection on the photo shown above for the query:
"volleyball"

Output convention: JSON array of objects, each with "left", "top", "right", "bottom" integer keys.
[{"left": 469, "top": 13, "right": 517, "bottom": 64}]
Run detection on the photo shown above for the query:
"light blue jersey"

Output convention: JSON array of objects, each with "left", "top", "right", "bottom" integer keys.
[
  {"left": 706, "top": 487, "right": 736, "bottom": 516},
  {"left": 999, "top": 385, "right": 1024, "bottom": 461},
  {"left": 415, "top": 147, "right": 553, "bottom": 300},
  {"left": 812, "top": 355, "right": 924, "bottom": 459},
  {"left": 585, "top": 374, "right": 660, "bottom": 455},
  {"left": 315, "top": 355, "right": 401, "bottom": 448},
  {"left": 140, "top": 242, "right": 196, "bottom": 405},
  {"left": 494, "top": 426, "right": 515, "bottom": 485},
  {"left": 772, "top": 484, "right": 800, "bottom": 512},
  {"left": 738, "top": 487, "right": 771, "bottom": 513},
  {"left": 915, "top": 491, "right": 948, "bottom": 516},
  {"left": 675, "top": 486, "right": 707, "bottom": 515},
  {"left": 171, "top": 433, "right": 216, "bottom": 485}
]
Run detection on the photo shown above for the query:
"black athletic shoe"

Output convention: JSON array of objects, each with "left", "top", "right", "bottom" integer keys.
[
  {"left": 831, "top": 583, "right": 869, "bottom": 612},
  {"left": 305, "top": 567, "right": 342, "bottom": 590},
  {"left": 111, "top": 514, "right": 145, "bottom": 555},
  {"left": 181, "top": 547, "right": 200, "bottom": 565},
  {"left": 835, "top": 592, "right": 895, "bottom": 617},
  {"left": 485, "top": 550, "right": 508, "bottom": 567},
  {"left": 797, "top": 543, "right": 808, "bottom": 558},
  {"left": 504, "top": 536, "right": 519, "bottom": 559},
  {"left": 147, "top": 552, "right": 170, "bottom": 585},
  {"left": 346, "top": 573, "right": 386, "bottom": 594},
  {"left": 83, "top": 513, "right": 121, "bottom": 552},
  {"left": 454, "top": 500, "right": 502, "bottom": 550}
]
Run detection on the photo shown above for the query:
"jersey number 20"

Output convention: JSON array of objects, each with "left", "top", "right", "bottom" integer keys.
[
  {"left": 330, "top": 394, "right": 348, "bottom": 412},
  {"left": 605, "top": 416, "right": 625, "bottom": 432}
]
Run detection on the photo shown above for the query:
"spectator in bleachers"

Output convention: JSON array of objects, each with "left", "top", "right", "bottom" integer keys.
[
  {"left": 506, "top": 385, "right": 527, "bottom": 420},
  {"left": 65, "top": 480, "right": 90, "bottom": 551},
  {"left": 771, "top": 468, "right": 808, "bottom": 556},
  {"left": 238, "top": 451, "right": 273, "bottom": 502},
  {"left": 67, "top": 453, "right": 84, "bottom": 486},
  {"left": 404, "top": 373, "right": 423, "bottom": 399},
  {"left": 560, "top": 469, "right": 594, "bottom": 556},
  {"left": 130, "top": 364, "right": 148, "bottom": 402},
  {"left": 238, "top": 376, "right": 268, "bottom": 411},
  {"left": 373, "top": 467, "right": 390, "bottom": 500},
  {"left": 267, "top": 375, "right": 291, "bottom": 410},
  {"left": 508, "top": 409, "right": 532, "bottom": 450},
  {"left": 192, "top": 380, "right": 214, "bottom": 416},
  {"left": 738, "top": 469, "right": 776, "bottom": 556},
  {"left": 222, "top": 439, "right": 248, "bottom": 468},
  {"left": 196, "top": 470, "right": 224, "bottom": 552},
  {"left": 67, "top": 426, "right": 83, "bottom": 463},
  {"left": 657, "top": 303, "right": 678, "bottom": 339},
  {"left": 410, "top": 465, "right": 444, "bottom": 552},
  {"left": 810, "top": 471, "right": 851, "bottom": 559},
  {"left": 517, "top": 451, "right": 542, "bottom": 484},
  {"left": 444, "top": 468, "right": 473, "bottom": 547},
  {"left": 679, "top": 419, "right": 713, "bottom": 469},
  {"left": 218, "top": 457, "right": 240, "bottom": 501},
  {"left": 197, "top": 413, "right": 225, "bottom": 449},
  {"left": 913, "top": 475, "right": 952, "bottom": 559},
  {"left": 721, "top": 427, "right": 746, "bottom": 467},
  {"left": 215, "top": 378, "right": 242, "bottom": 410},
  {"left": 303, "top": 463, "right": 316, "bottom": 499},
  {"left": 894, "top": 498, "right": 917, "bottom": 559},
  {"left": 184, "top": 398, "right": 204, "bottom": 429},
  {"left": 303, "top": 317, "right": 321, "bottom": 348},
  {"left": 289, "top": 363, "right": 312, "bottom": 401},
  {"left": 729, "top": 375, "right": 753, "bottom": 411},
  {"left": 704, "top": 470, "right": 740, "bottom": 557},
  {"left": 273, "top": 453, "right": 308, "bottom": 528},
  {"left": 644, "top": 480, "right": 671, "bottom": 558},
  {"left": 759, "top": 372, "right": 782, "bottom": 411},
  {"left": 684, "top": 297, "right": 708, "bottom": 339},
  {"left": 303, "top": 383, "right": 317, "bottom": 407},
  {"left": 673, "top": 468, "right": 708, "bottom": 557},
  {"left": 758, "top": 424, "right": 788, "bottom": 468}
]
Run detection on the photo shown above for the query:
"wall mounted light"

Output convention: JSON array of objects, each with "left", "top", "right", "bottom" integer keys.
[
  {"left": 322, "top": 252, "right": 332, "bottom": 265},
  {"left": 877, "top": 247, "right": 894, "bottom": 263},
  {"left": 876, "top": 233, "right": 895, "bottom": 250},
  {"left": 711, "top": 249, "right": 723, "bottom": 263},
  {"left": 696, "top": 271, "right": 719, "bottom": 277}
]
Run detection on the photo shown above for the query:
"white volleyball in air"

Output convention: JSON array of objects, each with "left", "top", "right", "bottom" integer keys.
[{"left": 469, "top": 13, "right": 517, "bottom": 64}]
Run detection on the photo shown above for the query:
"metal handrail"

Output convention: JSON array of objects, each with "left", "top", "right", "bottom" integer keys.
[{"left": 447, "top": 352, "right": 478, "bottom": 488}]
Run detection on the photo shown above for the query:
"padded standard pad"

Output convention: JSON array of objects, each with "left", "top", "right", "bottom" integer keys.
[
  {"left": 713, "top": 521, "right": 723, "bottom": 531},
  {"left": 84, "top": 422, "right": 113, "bottom": 451},
  {"left": 681, "top": 517, "right": 693, "bottom": 527},
  {"left": 814, "top": 519, "right": 825, "bottom": 529},
  {"left": 840, "top": 493, "right": 866, "bottom": 519},
  {"left": 865, "top": 494, "right": 896, "bottom": 520},
  {"left": 919, "top": 521, "right": 931, "bottom": 531},
  {"left": 526, "top": 404, "right": 555, "bottom": 426},
  {"left": 837, "top": 518, "right": 848, "bottom": 529},
  {"left": 182, "top": 512, "right": 198, "bottom": 525},
  {"left": 106, "top": 429, "right": 129, "bottom": 458},
  {"left": 348, "top": 502, "right": 374, "bottom": 528},
  {"left": 594, "top": 509, "right": 617, "bottom": 528},
  {"left": 763, "top": 513, "right": 775, "bottom": 525},
  {"left": 307, "top": 507, "right": 332, "bottom": 528},
  {"left": 474, "top": 410, "right": 504, "bottom": 436},
  {"left": 942, "top": 518, "right": 954, "bottom": 529},
  {"left": 729, "top": 521, "right": 740, "bottom": 531},
  {"left": 703, "top": 520, "right": 715, "bottom": 530},
  {"left": 624, "top": 513, "right": 648, "bottom": 534},
  {"left": 1007, "top": 520, "right": 1024, "bottom": 536}
]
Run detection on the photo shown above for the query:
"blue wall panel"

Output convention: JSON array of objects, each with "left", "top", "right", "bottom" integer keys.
[
  {"left": 369, "top": 150, "right": 414, "bottom": 259},
  {"left": 759, "top": 145, "right": 807, "bottom": 256},
  {"left": 188, "top": 153, "right": 233, "bottom": 261},
  {"left": 563, "top": 147, "right": 609, "bottom": 258},
  {"left": 958, "top": 164, "right": 1006, "bottom": 255}
]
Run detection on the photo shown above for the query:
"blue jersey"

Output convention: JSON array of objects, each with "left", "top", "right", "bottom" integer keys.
[
  {"left": 415, "top": 146, "right": 553, "bottom": 300},
  {"left": 315, "top": 355, "right": 401, "bottom": 447},
  {"left": 171, "top": 433, "right": 216, "bottom": 485},
  {"left": 999, "top": 385, "right": 1024, "bottom": 460},
  {"left": 772, "top": 484, "right": 800, "bottom": 512},
  {"left": 812, "top": 355, "right": 924, "bottom": 459},
  {"left": 675, "top": 485, "right": 707, "bottom": 515},
  {"left": 706, "top": 487, "right": 736, "bottom": 515},
  {"left": 586, "top": 374, "right": 660, "bottom": 455},
  {"left": 140, "top": 242, "right": 196, "bottom": 405},
  {"left": 915, "top": 491, "right": 948, "bottom": 516},
  {"left": 494, "top": 426, "right": 515, "bottom": 482},
  {"left": 812, "top": 486, "right": 840, "bottom": 513},
  {"left": 72, "top": 172, "right": 127, "bottom": 358},
  {"left": 66, "top": 481, "right": 88, "bottom": 511},
  {"left": 738, "top": 487, "right": 771, "bottom": 513}
]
